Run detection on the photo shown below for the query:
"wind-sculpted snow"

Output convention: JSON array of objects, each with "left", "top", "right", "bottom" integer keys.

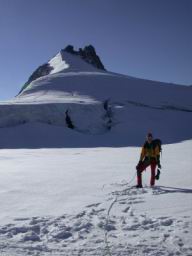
[
  {"left": 0, "top": 72, "right": 192, "bottom": 147},
  {"left": 0, "top": 103, "right": 106, "bottom": 135},
  {"left": 0, "top": 103, "right": 191, "bottom": 148}
]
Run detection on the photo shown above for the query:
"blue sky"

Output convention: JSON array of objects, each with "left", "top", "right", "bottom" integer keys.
[{"left": 0, "top": 0, "right": 192, "bottom": 100}]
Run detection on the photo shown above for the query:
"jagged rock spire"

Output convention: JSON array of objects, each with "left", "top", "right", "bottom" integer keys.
[{"left": 63, "top": 44, "right": 105, "bottom": 70}]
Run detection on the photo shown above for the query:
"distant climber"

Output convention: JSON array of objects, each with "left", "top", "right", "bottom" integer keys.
[
  {"left": 136, "top": 133, "right": 161, "bottom": 188},
  {"left": 65, "top": 110, "right": 74, "bottom": 129}
]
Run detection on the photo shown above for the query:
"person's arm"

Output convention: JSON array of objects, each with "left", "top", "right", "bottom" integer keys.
[
  {"left": 140, "top": 146, "right": 145, "bottom": 161},
  {"left": 136, "top": 146, "right": 145, "bottom": 170}
]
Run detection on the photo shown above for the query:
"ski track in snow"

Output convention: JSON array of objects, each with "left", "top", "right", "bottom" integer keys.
[{"left": 0, "top": 185, "right": 191, "bottom": 255}]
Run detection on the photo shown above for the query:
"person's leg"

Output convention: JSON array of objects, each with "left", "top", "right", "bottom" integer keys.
[
  {"left": 137, "top": 161, "right": 150, "bottom": 187},
  {"left": 150, "top": 161, "right": 157, "bottom": 186}
]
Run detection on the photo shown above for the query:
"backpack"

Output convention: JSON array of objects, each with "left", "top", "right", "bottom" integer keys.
[{"left": 152, "top": 139, "right": 162, "bottom": 156}]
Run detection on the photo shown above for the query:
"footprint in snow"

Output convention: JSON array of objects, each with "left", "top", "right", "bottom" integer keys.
[
  {"left": 86, "top": 202, "right": 101, "bottom": 208},
  {"left": 122, "top": 206, "right": 130, "bottom": 213}
]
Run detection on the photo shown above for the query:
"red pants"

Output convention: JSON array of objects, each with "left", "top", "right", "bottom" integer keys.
[{"left": 136, "top": 160, "right": 156, "bottom": 186}]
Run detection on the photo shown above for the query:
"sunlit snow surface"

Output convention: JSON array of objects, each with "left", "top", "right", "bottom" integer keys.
[
  {"left": 0, "top": 139, "right": 191, "bottom": 255},
  {"left": 48, "top": 52, "right": 69, "bottom": 74},
  {"left": 0, "top": 51, "right": 192, "bottom": 255}
]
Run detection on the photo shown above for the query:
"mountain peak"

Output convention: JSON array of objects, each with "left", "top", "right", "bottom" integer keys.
[{"left": 19, "top": 45, "right": 106, "bottom": 94}]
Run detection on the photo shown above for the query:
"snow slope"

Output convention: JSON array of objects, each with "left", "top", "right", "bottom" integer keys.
[
  {"left": 0, "top": 48, "right": 192, "bottom": 144},
  {"left": 0, "top": 139, "right": 191, "bottom": 255},
  {"left": 48, "top": 52, "right": 69, "bottom": 74},
  {"left": 0, "top": 47, "right": 192, "bottom": 255}
]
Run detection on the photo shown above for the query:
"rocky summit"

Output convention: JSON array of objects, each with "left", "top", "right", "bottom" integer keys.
[
  {"left": 63, "top": 44, "right": 105, "bottom": 71},
  {"left": 19, "top": 45, "right": 105, "bottom": 94}
]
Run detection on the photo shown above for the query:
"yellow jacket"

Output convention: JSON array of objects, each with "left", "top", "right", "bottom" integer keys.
[{"left": 140, "top": 141, "right": 160, "bottom": 161}]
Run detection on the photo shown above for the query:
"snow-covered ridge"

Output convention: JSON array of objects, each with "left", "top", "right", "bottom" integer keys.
[
  {"left": 0, "top": 45, "right": 192, "bottom": 145},
  {"left": 48, "top": 52, "right": 69, "bottom": 74},
  {"left": 19, "top": 45, "right": 106, "bottom": 93}
]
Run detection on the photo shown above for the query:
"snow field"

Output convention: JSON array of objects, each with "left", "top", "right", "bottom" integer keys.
[
  {"left": 0, "top": 47, "right": 191, "bottom": 255},
  {"left": 0, "top": 140, "right": 191, "bottom": 255}
]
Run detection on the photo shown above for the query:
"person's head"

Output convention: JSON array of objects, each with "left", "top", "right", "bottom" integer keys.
[{"left": 146, "top": 132, "right": 153, "bottom": 143}]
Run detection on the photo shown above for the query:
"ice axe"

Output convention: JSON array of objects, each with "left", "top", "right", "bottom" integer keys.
[{"left": 155, "top": 169, "right": 161, "bottom": 180}]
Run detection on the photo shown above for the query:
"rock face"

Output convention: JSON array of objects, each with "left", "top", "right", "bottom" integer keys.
[
  {"left": 63, "top": 44, "right": 105, "bottom": 70},
  {"left": 19, "top": 63, "right": 53, "bottom": 94}
]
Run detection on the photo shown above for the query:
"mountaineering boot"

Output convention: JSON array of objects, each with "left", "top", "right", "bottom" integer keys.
[{"left": 136, "top": 184, "right": 143, "bottom": 188}]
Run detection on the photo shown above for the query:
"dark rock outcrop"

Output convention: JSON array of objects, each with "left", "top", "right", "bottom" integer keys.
[
  {"left": 64, "top": 45, "right": 76, "bottom": 54},
  {"left": 64, "top": 44, "right": 105, "bottom": 70},
  {"left": 26, "top": 63, "right": 53, "bottom": 85},
  {"left": 19, "top": 63, "right": 53, "bottom": 94}
]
